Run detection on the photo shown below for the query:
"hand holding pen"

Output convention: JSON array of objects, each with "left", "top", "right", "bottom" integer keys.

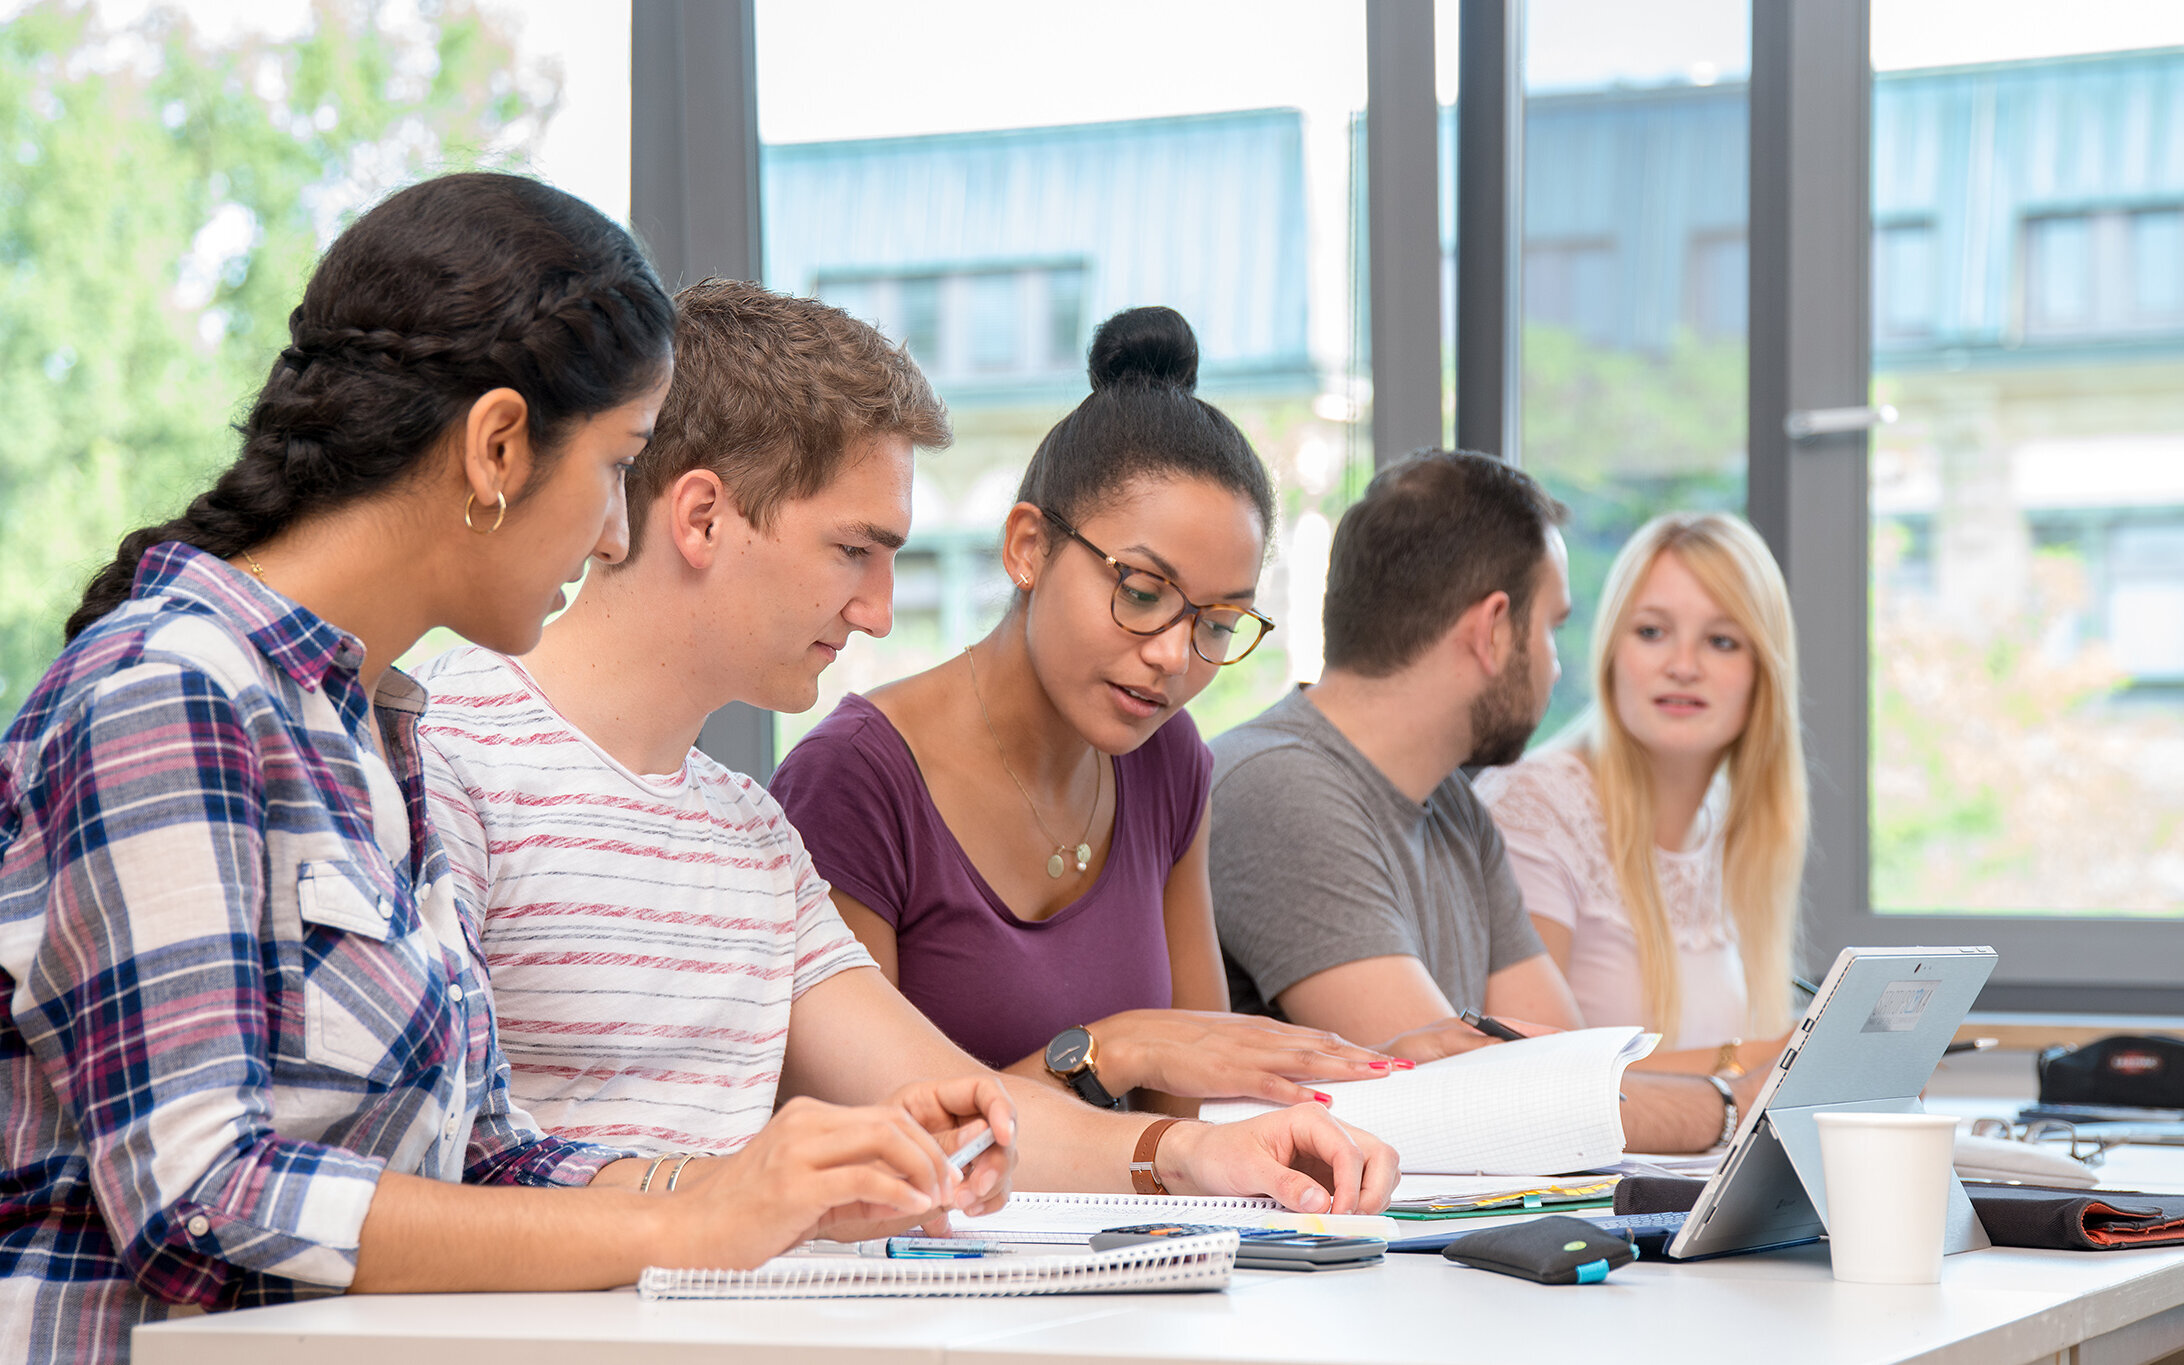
[
  {"left": 654, "top": 1077, "right": 1018, "bottom": 1270},
  {"left": 1374, "top": 1010, "right": 1560, "bottom": 1064}
]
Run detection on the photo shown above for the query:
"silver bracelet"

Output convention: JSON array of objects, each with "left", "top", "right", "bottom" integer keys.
[
  {"left": 1701, "top": 1073, "right": 1739, "bottom": 1148},
  {"left": 637, "top": 1152, "right": 677, "bottom": 1194},
  {"left": 664, "top": 1153, "right": 700, "bottom": 1192}
]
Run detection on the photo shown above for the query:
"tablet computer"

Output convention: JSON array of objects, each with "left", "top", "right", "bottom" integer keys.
[{"left": 1660, "top": 944, "right": 1996, "bottom": 1261}]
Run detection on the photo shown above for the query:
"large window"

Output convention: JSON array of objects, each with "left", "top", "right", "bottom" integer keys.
[
  {"left": 1867, "top": 13, "right": 2184, "bottom": 919},
  {"left": 1434, "top": 0, "right": 1750, "bottom": 738},
  {"left": 755, "top": 0, "right": 1367, "bottom": 753}
]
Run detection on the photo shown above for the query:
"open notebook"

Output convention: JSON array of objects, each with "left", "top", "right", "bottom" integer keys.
[
  {"left": 1202, "top": 1026, "right": 1657, "bottom": 1174},
  {"left": 637, "top": 1230, "right": 1237, "bottom": 1299},
  {"left": 951, "top": 1191, "right": 1400, "bottom": 1241}
]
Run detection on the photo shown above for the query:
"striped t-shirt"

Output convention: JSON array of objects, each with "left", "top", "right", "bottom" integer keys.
[{"left": 414, "top": 646, "right": 874, "bottom": 1155}]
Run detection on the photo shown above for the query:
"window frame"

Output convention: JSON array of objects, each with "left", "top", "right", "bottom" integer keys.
[
  {"left": 1752, "top": 0, "right": 2184, "bottom": 1014},
  {"left": 633, "top": 0, "right": 2184, "bottom": 1013}
]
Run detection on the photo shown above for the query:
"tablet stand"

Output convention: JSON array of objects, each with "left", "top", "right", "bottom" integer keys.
[{"left": 1762, "top": 1098, "right": 1991, "bottom": 1255}]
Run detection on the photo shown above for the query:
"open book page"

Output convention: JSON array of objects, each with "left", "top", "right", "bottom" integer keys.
[
  {"left": 1202, "top": 1026, "right": 1658, "bottom": 1174},
  {"left": 951, "top": 1191, "right": 1400, "bottom": 1241},
  {"left": 1389, "top": 1172, "right": 1619, "bottom": 1203}
]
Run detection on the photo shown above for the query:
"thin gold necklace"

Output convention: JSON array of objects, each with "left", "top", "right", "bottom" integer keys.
[{"left": 963, "top": 645, "right": 1100, "bottom": 879}]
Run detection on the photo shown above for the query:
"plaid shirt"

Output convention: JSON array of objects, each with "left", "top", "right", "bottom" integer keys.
[{"left": 0, "top": 544, "right": 623, "bottom": 1363}]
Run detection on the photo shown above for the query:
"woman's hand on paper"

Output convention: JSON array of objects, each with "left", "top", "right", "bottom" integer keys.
[
  {"left": 1154, "top": 1105, "right": 1401, "bottom": 1215},
  {"left": 658, "top": 1084, "right": 1011, "bottom": 1268},
  {"left": 1092, "top": 1008, "right": 1408, "bottom": 1105},
  {"left": 1376, "top": 1013, "right": 1559, "bottom": 1064}
]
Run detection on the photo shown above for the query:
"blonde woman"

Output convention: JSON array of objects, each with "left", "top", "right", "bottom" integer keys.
[{"left": 1475, "top": 512, "right": 1807, "bottom": 1076}]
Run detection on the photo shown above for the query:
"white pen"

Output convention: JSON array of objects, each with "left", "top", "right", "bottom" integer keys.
[{"left": 947, "top": 1126, "right": 996, "bottom": 1173}]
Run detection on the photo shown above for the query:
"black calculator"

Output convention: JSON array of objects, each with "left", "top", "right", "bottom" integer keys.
[{"left": 1089, "top": 1222, "right": 1386, "bottom": 1271}]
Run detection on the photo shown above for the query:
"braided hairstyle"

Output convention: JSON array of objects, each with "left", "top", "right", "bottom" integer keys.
[
  {"left": 1014, "top": 306, "right": 1275, "bottom": 539},
  {"left": 66, "top": 172, "right": 676, "bottom": 641}
]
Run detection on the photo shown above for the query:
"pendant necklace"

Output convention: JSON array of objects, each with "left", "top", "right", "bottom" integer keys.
[{"left": 964, "top": 645, "right": 1100, "bottom": 878}]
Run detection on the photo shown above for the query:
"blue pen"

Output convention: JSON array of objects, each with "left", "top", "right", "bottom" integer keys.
[{"left": 882, "top": 1236, "right": 1016, "bottom": 1259}]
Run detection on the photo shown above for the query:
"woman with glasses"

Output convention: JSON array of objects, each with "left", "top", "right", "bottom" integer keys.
[{"left": 771, "top": 307, "right": 1404, "bottom": 1114}]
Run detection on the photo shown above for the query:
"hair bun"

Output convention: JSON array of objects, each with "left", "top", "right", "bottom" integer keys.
[{"left": 1087, "top": 306, "right": 1199, "bottom": 394}]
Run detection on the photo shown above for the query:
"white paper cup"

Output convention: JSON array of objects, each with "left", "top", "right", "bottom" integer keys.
[{"left": 1813, "top": 1111, "right": 1961, "bottom": 1284}]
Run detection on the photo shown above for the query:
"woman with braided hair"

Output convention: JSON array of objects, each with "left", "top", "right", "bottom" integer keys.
[{"left": 0, "top": 173, "right": 1013, "bottom": 1362}]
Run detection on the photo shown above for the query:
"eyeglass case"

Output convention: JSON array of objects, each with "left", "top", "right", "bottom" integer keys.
[{"left": 1440, "top": 1215, "right": 1636, "bottom": 1284}]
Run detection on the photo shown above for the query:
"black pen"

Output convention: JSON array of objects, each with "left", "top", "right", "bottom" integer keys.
[{"left": 1458, "top": 1008, "right": 1527, "bottom": 1043}]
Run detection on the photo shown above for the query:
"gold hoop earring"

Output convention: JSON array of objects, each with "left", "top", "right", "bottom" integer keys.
[{"left": 464, "top": 491, "right": 507, "bottom": 534}]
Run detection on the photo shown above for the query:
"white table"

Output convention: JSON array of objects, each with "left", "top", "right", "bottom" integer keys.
[
  {"left": 129, "top": 1242, "right": 2184, "bottom": 1365},
  {"left": 137, "top": 1101, "right": 2184, "bottom": 1365}
]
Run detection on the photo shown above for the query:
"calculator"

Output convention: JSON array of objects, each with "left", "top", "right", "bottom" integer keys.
[{"left": 1089, "top": 1223, "right": 1386, "bottom": 1271}]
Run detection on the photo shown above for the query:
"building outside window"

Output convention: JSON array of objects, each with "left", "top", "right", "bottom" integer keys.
[{"left": 1869, "top": 29, "right": 2184, "bottom": 918}]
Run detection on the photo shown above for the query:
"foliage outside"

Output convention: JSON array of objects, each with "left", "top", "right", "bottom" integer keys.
[
  {"left": 0, "top": 0, "right": 551, "bottom": 719},
  {"left": 1516, "top": 323, "right": 1747, "bottom": 744},
  {"left": 1870, "top": 528, "right": 2184, "bottom": 915}
]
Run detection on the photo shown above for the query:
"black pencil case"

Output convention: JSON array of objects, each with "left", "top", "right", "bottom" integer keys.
[{"left": 1440, "top": 1214, "right": 1637, "bottom": 1284}]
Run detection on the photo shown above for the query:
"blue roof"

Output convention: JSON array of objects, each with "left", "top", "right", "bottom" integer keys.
[
  {"left": 762, "top": 109, "right": 1313, "bottom": 399},
  {"left": 1874, "top": 47, "right": 2184, "bottom": 361},
  {"left": 760, "top": 47, "right": 2184, "bottom": 393}
]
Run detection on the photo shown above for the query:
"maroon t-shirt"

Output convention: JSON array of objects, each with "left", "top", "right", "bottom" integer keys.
[{"left": 769, "top": 694, "right": 1212, "bottom": 1071}]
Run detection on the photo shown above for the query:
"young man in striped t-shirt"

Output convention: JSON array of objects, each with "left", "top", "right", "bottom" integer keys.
[{"left": 417, "top": 282, "right": 1398, "bottom": 1246}]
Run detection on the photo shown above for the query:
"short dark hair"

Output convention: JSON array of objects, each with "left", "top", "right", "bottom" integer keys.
[
  {"left": 1321, "top": 449, "right": 1569, "bottom": 677},
  {"left": 1014, "top": 306, "right": 1275, "bottom": 538},
  {"left": 623, "top": 280, "right": 951, "bottom": 560}
]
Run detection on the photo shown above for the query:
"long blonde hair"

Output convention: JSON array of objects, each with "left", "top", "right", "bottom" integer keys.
[{"left": 1561, "top": 512, "right": 1808, "bottom": 1040}]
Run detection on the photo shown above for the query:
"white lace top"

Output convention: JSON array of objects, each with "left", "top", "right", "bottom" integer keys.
[{"left": 1473, "top": 748, "right": 1746, "bottom": 1050}]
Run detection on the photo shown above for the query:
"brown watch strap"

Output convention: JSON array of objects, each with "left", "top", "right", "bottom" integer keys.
[{"left": 1130, "top": 1117, "right": 1185, "bottom": 1196}]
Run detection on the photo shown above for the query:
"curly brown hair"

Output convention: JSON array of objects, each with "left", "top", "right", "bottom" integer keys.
[{"left": 621, "top": 280, "right": 951, "bottom": 562}]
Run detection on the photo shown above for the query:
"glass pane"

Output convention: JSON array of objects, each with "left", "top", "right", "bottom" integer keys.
[
  {"left": 757, "top": 1, "right": 1368, "bottom": 750},
  {"left": 1870, "top": 6, "right": 2184, "bottom": 915},
  {"left": 0, "top": 1, "right": 628, "bottom": 721},
  {"left": 2132, "top": 210, "right": 2184, "bottom": 321},
  {"left": 1516, "top": 0, "right": 1751, "bottom": 738}
]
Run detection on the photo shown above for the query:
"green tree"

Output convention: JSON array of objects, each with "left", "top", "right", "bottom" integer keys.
[{"left": 0, "top": 0, "right": 553, "bottom": 717}]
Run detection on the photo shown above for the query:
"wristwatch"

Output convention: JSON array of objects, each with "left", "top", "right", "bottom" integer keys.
[{"left": 1044, "top": 1025, "right": 1122, "bottom": 1109}]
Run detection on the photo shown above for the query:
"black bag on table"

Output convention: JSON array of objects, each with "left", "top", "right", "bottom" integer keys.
[{"left": 2038, "top": 1035, "right": 2184, "bottom": 1110}]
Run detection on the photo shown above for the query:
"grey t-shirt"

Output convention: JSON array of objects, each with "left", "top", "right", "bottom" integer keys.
[{"left": 1208, "top": 688, "right": 1544, "bottom": 1019}]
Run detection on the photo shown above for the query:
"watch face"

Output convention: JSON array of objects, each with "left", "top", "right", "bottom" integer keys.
[{"left": 1046, "top": 1027, "right": 1091, "bottom": 1073}]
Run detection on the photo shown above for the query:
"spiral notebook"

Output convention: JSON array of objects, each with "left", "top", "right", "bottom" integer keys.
[
  {"left": 637, "top": 1230, "right": 1237, "bottom": 1299},
  {"left": 1201, "top": 1026, "right": 1658, "bottom": 1175}
]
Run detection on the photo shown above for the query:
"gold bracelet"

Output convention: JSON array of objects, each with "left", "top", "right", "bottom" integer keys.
[
  {"left": 1712, "top": 1037, "right": 1746, "bottom": 1079},
  {"left": 664, "top": 1153, "right": 700, "bottom": 1192},
  {"left": 637, "top": 1152, "right": 677, "bottom": 1194}
]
